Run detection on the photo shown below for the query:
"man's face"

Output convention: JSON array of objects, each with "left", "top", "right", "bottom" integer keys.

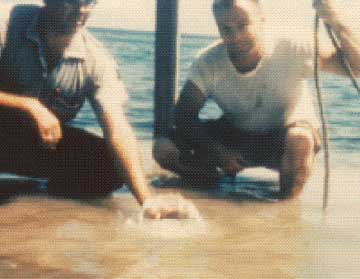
[
  {"left": 44, "top": 0, "right": 96, "bottom": 35},
  {"left": 215, "top": 1, "right": 264, "bottom": 56}
]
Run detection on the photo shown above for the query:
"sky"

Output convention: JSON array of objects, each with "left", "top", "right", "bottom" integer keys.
[{"left": 0, "top": 0, "right": 358, "bottom": 35}]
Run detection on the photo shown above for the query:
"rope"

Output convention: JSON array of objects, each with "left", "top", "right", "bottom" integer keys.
[
  {"left": 314, "top": 15, "right": 331, "bottom": 210},
  {"left": 314, "top": 11, "right": 360, "bottom": 210}
]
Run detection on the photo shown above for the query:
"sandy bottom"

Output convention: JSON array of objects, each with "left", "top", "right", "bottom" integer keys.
[{"left": 0, "top": 163, "right": 359, "bottom": 278}]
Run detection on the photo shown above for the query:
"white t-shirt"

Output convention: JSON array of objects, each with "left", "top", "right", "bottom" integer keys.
[{"left": 187, "top": 35, "right": 320, "bottom": 134}]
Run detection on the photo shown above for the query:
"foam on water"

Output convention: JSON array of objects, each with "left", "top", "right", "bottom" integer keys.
[
  {"left": 142, "top": 193, "right": 201, "bottom": 219},
  {"left": 124, "top": 216, "right": 209, "bottom": 239},
  {"left": 123, "top": 194, "right": 209, "bottom": 239}
]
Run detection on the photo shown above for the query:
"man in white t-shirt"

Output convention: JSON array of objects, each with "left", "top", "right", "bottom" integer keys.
[{"left": 154, "top": 0, "right": 360, "bottom": 198}]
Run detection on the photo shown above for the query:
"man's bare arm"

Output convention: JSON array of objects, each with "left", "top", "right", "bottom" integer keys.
[
  {"left": 315, "top": 0, "right": 360, "bottom": 77},
  {"left": 175, "top": 81, "right": 206, "bottom": 142},
  {"left": 93, "top": 90, "right": 200, "bottom": 219},
  {"left": 175, "top": 81, "right": 245, "bottom": 175},
  {"left": 91, "top": 93, "right": 151, "bottom": 205},
  {"left": 0, "top": 91, "right": 62, "bottom": 148}
]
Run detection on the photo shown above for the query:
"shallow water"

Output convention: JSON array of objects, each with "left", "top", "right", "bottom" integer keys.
[
  {"left": 0, "top": 163, "right": 359, "bottom": 278},
  {"left": 1, "top": 28, "right": 360, "bottom": 278}
]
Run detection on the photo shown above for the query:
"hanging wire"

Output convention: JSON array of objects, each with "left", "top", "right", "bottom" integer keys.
[
  {"left": 314, "top": 5, "right": 360, "bottom": 210},
  {"left": 314, "top": 15, "right": 331, "bottom": 210}
]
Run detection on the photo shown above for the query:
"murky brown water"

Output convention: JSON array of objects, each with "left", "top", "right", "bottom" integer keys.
[{"left": 0, "top": 165, "right": 359, "bottom": 278}]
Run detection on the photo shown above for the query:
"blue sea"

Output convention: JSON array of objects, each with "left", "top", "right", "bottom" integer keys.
[{"left": 73, "top": 27, "right": 360, "bottom": 170}]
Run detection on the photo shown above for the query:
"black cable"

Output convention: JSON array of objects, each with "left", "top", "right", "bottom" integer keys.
[
  {"left": 315, "top": 10, "right": 360, "bottom": 210},
  {"left": 314, "top": 15, "right": 331, "bottom": 210}
]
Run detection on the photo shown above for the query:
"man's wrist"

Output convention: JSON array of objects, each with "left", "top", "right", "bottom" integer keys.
[
  {"left": 138, "top": 189, "right": 152, "bottom": 205},
  {"left": 130, "top": 176, "right": 153, "bottom": 205},
  {"left": 329, "top": 21, "right": 347, "bottom": 34}
]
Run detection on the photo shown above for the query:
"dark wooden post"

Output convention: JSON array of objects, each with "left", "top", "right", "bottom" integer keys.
[{"left": 154, "top": 0, "right": 179, "bottom": 138}]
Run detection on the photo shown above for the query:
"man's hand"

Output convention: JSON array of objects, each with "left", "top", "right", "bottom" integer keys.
[
  {"left": 214, "top": 147, "right": 248, "bottom": 177},
  {"left": 142, "top": 194, "right": 200, "bottom": 219},
  {"left": 313, "top": 0, "right": 340, "bottom": 27},
  {"left": 26, "top": 99, "right": 62, "bottom": 149}
]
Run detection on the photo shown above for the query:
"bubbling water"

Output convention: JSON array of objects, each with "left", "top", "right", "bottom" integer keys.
[
  {"left": 142, "top": 193, "right": 201, "bottom": 219},
  {"left": 124, "top": 194, "right": 209, "bottom": 239}
]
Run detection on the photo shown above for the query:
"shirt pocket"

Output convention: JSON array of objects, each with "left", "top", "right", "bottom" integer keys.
[
  {"left": 50, "top": 62, "right": 86, "bottom": 109},
  {"left": 52, "top": 86, "right": 84, "bottom": 109},
  {"left": 48, "top": 84, "right": 86, "bottom": 122},
  {"left": 46, "top": 64, "right": 87, "bottom": 121}
]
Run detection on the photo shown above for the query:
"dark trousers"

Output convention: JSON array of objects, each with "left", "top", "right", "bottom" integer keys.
[
  {"left": 172, "top": 117, "right": 287, "bottom": 170},
  {"left": 0, "top": 108, "right": 123, "bottom": 198},
  {"left": 172, "top": 117, "right": 321, "bottom": 171}
]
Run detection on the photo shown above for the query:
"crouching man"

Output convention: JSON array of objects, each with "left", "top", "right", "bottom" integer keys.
[
  {"left": 0, "top": 0, "right": 190, "bottom": 218},
  {"left": 154, "top": 0, "right": 360, "bottom": 198}
]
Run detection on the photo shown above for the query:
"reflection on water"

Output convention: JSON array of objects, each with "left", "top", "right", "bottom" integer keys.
[{"left": 0, "top": 166, "right": 359, "bottom": 278}]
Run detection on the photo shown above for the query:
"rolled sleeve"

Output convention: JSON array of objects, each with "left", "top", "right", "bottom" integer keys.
[{"left": 92, "top": 53, "right": 128, "bottom": 106}]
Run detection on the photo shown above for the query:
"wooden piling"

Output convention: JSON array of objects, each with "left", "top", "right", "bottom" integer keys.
[{"left": 154, "top": 0, "right": 179, "bottom": 138}]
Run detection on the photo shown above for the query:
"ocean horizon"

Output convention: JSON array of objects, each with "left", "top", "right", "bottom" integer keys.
[{"left": 89, "top": 26, "right": 219, "bottom": 40}]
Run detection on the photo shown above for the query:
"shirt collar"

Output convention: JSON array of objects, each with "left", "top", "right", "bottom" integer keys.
[{"left": 26, "top": 10, "right": 86, "bottom": 60}]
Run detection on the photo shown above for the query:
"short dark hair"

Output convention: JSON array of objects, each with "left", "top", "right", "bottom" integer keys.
[
  {"left": 44, "top": 0, "right": 97, "bottom": 7},
  {"left": 214, "top": 0, "right": 259, "bottom": 5},
  {"left": 212, "top": 0, "right": 260, "bottom": 14},
  {"left": 213, "top": 0, "right": 234, "bottom": 9}
]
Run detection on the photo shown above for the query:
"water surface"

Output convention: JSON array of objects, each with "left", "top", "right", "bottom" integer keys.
[{"left": 0, "top": 28, "right": 359, "bottom": 278}]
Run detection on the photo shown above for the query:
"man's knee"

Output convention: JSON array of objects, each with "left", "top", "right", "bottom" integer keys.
[
  {"left": 284, "top": 127, "right": 318, "bottom": 176},
  {"left": 284, "top": 126, "right": 315, "bottom": 165},
  {"left": 285, "top": 127, "right": 316, "bottom": 157},
  {"left": 280, "top": 127, "right": 317, "bottom": 199},
  {"left": 153, "top": 137, "right": 180, "bottom": 170}
]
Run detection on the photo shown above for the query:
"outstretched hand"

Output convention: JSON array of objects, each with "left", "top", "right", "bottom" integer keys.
[{"left": 142, "top": 194, "right": 200, "bottom": 219}]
